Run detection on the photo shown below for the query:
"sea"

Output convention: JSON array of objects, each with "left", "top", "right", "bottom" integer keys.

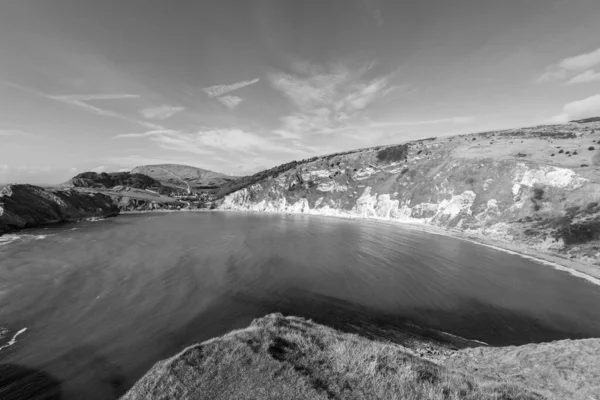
[{"left": 1, "top": 212, "right": 600, "bottom": 399}]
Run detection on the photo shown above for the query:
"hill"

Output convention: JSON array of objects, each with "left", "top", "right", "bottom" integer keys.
[
  {"left": 123, "top": 313, "right": 600, "bottom": 400},
  {"left": 0, "top": 184, "right": 119, "bottom": 234},
  {"left": 62, "top": 171, "right": 194, "bottom": 212},
  {"left": 217, "top": 120, "right": 600, "bottom": 275},
  {"left": 64, "top": 171, "right": 172, "bottom": 193},
  {"left": 131, "top": 164, "right": 237, "bottom": 192}
]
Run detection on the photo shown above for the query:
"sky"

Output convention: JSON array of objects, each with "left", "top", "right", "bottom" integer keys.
[{"left": 1, "top": 0, "right": 600, "bottom": 184}]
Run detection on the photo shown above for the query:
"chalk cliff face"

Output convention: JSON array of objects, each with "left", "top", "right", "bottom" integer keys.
[
  {"left": 0, "top": 184, "right": 119, "bottom": 234},
  {"left": 219, "top": 122, "right": 600, "bottom": 267}
]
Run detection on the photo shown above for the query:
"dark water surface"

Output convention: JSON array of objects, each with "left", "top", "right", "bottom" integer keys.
[{"left": 1, "top": 212, "right": 600, "bottom": 399}]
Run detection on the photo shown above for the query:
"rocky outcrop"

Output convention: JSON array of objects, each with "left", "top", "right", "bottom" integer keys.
[
  {"left": 123, "top": 314, "right": 598, "bottom": 399},
  {"left": 0, "top": 184, "right": 119, "bottom": 234},
  {"left": 218, "top": 121, "right": 600, "bottom": 270}
]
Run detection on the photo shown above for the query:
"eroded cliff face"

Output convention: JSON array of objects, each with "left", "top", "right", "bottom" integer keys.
[
  {"left": 0, "top": 184, "right": 119, "bottom": 234},
  {"left": 219, "top": 122, "right": 600, "bottom": 267}
]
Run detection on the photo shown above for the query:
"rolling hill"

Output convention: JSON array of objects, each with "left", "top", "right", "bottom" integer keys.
[{"left": 131, "top": 164, "right": 237, "bottom": 192}]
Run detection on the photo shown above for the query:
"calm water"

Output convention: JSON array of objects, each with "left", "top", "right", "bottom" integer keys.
[{"left": 1, "top": 212, "right": 600, "bottom": 399}]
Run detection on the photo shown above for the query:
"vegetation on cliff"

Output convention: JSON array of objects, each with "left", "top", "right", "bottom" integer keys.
[
  {"left": 0, "top": 184, "right": 119, "bottom": 234},
  {"left": 218, "top": 120, "right": 600, "bottom": 270},
  {"left": 123, "top": 314, "right": 546, "bottom": 400},
  {"left": 71, "top": 171, "right": 171, "bottom": 192},
  {"left": 131, "top": 164, "right": 237, "bottom": 190}
]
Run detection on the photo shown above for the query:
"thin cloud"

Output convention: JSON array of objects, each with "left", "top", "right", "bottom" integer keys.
[
  {"left": 269, "top": 60, "right": 397, "bottom": 138},
  {"left": 537, "top": 47, "right": 600, "bottom": 84},
  {"left": 91, "top": 165, "right": 106, "bottom": 173},
  {"left": 4, "top": 81, "right": 162, "bottom": 130},
  {"left": 0, "top": 129, "right": 25, "bottom": 136},
  {"left": 368, "top": 116, "right": 476, "bottom": 129},
  {"left": 50, "top": 94, "right": 140, "bottom": 101},
  {"left": 114, "top": 128, "right": 307, "bottom": 157},
  {"left": 559, "top": 47, "right": 600, "bottom": 71},
  {"left": 566, "top": 70, "right": 600, "bottom": 85},
  {"left": 547, "top": 94, "right": 600, "bottom": 123},
  {"left": 140, "top": 105, "right": 185, "bottom": 120},
  {"left": 202, "top": 78, "right": 260, "bottom": 97},
  {"left": 217, "top": 95, "right": 243, "bottom": 109},
  {"left": 114, "top": 129, "right": 178, "bottom": 139},
  {"left": 373, "top": 8, "right": 384, "bottom": 26}
]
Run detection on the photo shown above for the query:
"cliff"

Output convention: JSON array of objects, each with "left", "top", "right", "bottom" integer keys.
[
  {"left": 0, "top": 184, "right": 119, "bottom": 234},
  {"left": 123, "top": 314, "right": 600, "bottom": 399},
  {"left": 218, "top": 121, "right": 600, "bottom": 274}
]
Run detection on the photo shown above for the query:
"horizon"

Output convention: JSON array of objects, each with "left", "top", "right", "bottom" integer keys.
[{"left": 2, "top": 0, "right": 600, "bottom": 184}]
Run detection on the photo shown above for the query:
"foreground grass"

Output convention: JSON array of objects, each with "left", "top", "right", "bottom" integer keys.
[{"left": 122, "top": 314, "right": 543, "bottom": 400}]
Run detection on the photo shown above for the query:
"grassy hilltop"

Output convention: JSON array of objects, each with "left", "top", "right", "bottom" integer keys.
[{"left": 123, "top": 314, "right": 600, "bottom": 400}]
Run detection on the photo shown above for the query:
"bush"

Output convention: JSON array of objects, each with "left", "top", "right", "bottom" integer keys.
[
  {"left": 376, "top": 144, "right": 409, "bottom": 163},
  {"left": 589, "top": 146, "right": 596, "bottom": 151},
  {"left": 593, "top": 148, "right": 600, "bottom": 166}
]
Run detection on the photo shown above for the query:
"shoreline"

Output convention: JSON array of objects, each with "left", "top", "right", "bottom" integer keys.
[{"left": 215, "top": 207, "right": 600, "bottom": 285}]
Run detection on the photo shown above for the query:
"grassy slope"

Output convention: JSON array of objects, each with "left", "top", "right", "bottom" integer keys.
[
  {"left": 447, "top": 339, "right": 600, "bottom": 400},
  {"left": 131, "top": 164, "right": 237, "bottom": 190},
  {"left": 217, "top": 121, "right": 600, "bottom": 270},
  {"left": 123, "top": 314, "right": 543, "bottom": 400}
]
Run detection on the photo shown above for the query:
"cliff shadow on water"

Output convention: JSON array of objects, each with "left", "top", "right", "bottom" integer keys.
[{"left": 0, "top": 364, "right": 62, "bottom": 400}]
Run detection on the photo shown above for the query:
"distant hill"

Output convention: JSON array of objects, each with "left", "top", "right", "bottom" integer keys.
[
  {"left": 63, "top": 171, "right": 177, "bottom": 195},
  {"left": 571, "top": 116, "right": 600, "bottom": 123},
  {"left": 131, "top": 164, "right": 237, "bottom": 191}
]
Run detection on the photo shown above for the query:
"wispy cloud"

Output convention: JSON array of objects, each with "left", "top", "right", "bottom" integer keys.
[
  {"left": 269, "top": 60, "right": 397, "bottom": 139},
  {"left": 114, "top": 128, "right": 308, "bottom": 158},
  {"left": 4, "top": 81, "right": 162, "bottom": 130},
  {"left": 372, "top": 8, "right": 384, "bottom": 26},
  {"left": 202, "top": 78, "right": 260, "bottom": 97},
  {"left": 536, "top": 47, "right": 600, "bottom": 84},
  {"left": 0, "top": 128, "right": 29, "bottom": 136},
  {"left": 50, "top": 94, "right": 140, "bottom": 101},
  {"left": 368, "top": 116, "right": 475, "bottom": 129},
  {"left": 140, "top": 105, "right": 185, "bottom": 120},
  {"left": 48, "top": 93, "right": 141, "bottom": 119},
  {"left": 217, "top": 95, "right": 243, "bottom": 109},
  {"left": 547, "top": 93, "right": 600, "bottom": 123},
  {"left": 91, "top": 165, "right": 106, "bottom": 173},
  {"left": 114, "top": 129, "right": 177, "bottom": 139},
  {"left": 566, "top": 70, "right": 600, "bottom": 85},
  {"left": 559, "top": 48, "right": 600, "bottom": 71}
]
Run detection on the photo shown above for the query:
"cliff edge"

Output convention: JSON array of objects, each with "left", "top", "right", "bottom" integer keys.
[
  {"left": 218, "top": 121, "right": 600, "bottom": 276},
  {"left": 123, "top": 314, "right": 600, "bottom": 400},
  {"left": 0, "top": 184, "right": 119, "bottom": 234}
]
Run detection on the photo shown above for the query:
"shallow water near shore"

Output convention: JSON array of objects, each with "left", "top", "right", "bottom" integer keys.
[{"left": 1, "top": 212, "right": 600, "bottom": 399}]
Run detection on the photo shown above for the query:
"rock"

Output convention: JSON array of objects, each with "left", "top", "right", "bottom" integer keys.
[{"left": 0, "top": 184, "right": 119, "bottom": 234}]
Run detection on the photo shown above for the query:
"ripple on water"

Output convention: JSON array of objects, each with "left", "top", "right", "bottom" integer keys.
[
  {"left": 0, "top": 233, "right": 54, "bottom": 246},
  {"left": 0, "top": 327, "right": 27, "bottom": 352}
]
